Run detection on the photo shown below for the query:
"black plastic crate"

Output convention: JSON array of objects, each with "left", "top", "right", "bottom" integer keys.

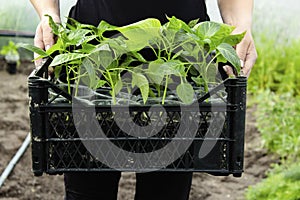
[{"left": 28, "top": 60, "right": 247, "bottom": 177}]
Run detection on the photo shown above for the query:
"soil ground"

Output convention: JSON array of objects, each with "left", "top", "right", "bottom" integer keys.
[{"left": 0, "top": 60, "right": 278, "bottom": 200}]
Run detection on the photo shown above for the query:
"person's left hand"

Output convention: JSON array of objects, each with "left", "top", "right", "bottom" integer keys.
[{"left": 223, "top": 28, "right": 257, "bottom": 77}]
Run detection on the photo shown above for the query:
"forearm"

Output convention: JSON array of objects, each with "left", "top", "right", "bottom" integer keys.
[
  {"left": 29, "top": 0, "right": 60, "bottom": 19},
  {"left": 217, "top": 0, "right": 257, "bottom": 77},
  {"left": 217, "top": 0, "right": 253, "bottom": 31}
]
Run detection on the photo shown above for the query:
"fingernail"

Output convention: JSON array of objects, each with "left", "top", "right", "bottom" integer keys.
[
  {"left": 240, "top": 59, "right": 244, "bottom": 68},
  {"left": 45, "top": 45, "right": 51, "bottom": 51},
  {"left": 223, "top": 66, "right": 228, "bottom": 72}
]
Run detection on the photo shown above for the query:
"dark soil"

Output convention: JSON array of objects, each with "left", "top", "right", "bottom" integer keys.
[{"left": 0, "top": 60, "right": 278, "bottom": 200}]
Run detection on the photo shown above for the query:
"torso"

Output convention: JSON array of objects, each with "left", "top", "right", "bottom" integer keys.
[{"left": 69, "top": 0, "right": 209, "bottom": 26}]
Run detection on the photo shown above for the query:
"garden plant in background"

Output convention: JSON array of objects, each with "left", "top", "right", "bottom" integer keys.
[
  {"left": 0, "top": 41, "right": 20, "bottom": 74},
  {"left": 248, "top": 36, "right": 300, "bottom": 96},
  {"left": 246, "top": 91, "right": 300, "bottom": 200},
  {"left": 21, "top": 15, "right": 244, "bottom": 105},
  {"left": 246, "top": 33, "right": 300, "bottom": 199}
]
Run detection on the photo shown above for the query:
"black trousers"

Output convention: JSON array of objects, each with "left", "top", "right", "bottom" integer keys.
[{"left": 64, "top": 171, "right": 193, "bottom": 200}]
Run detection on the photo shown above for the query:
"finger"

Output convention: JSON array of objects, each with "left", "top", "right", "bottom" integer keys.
[
  {"left": 42, "top": 25, "right": 55, "bottom": 51},
  {"left": 41, "top": 15, "right": 61, "bottom": 50},
  {"left": 34, "top": 25, "right": 45, "bottom": 67},
  {"left": 235, "top": 42, "right": 248, "bottom": 77},
  {"left": 242, "top": 59, "right": 255, "bottom": 77},
  {"left": 223, "top": 65, "right": 235, "bottom": 78},
  {"left": 234, "top": 31, "right": 254, "bottom": 71},
  {"left": 241, "top": 44, "right": 257, "bottom": 77},
  {"left": 235, "top": 40, "right": 248, "bottom": 63}
]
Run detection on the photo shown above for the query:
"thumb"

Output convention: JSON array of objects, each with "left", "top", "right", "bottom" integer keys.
[{"left": 223, "top": 65, "right": 235, "bottom": 78}]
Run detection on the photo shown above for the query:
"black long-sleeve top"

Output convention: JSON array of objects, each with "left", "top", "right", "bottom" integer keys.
[{"left": 69, "top": 0, "right": 209, "bottom": 26}]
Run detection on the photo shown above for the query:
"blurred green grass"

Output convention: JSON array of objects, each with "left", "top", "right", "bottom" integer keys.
[
  {"left": 248, "top": 36, "right": 300, "bottom": 96},
  {"left": 246, "top": 9, "right": 300, "bottom": 199}
]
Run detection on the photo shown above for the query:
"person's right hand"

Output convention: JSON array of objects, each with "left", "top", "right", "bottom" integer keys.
[{"left": 34, "top": 14, "right": 61, "bottom": 67}]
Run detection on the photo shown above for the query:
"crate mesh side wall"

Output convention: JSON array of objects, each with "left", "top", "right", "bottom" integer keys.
[{"left": 43, "top": 108, "right": 230, "bottom": 172}]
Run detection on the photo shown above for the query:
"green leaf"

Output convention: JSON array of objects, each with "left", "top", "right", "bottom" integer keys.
[
  {"left": 67, "top": 17, "right": 89, "bottom": 30},
  {"left": 181, "top": 40, "right": 205, "bottom": 62},
  {"left": 189, "top": 66, "right": 200, "bottom": 76},
  {"left": 80, "top": 57, "right": 97, "bottom": 89},
  {"left": 1, "top": 41, "right": 19, "bottom": 56},
  {"left": 132, "top": 72, "right": 149, "bottom": 104},
  {"left": 211, "top": 23, "right": 235, "bottom": 41},
  {"left": 171, "top": 49, "right": 184, "bottom": 60},
  {"left": 83, "top": 35, "right": 99, "bottom": 43},
  {"left": 89, "top": 49, "right": 114, "bottom": 69},
  {"left": 176, "top": 83, "right": 194, "bottom": 104},
  {"left": 188, "top": 19, "right": 200, "bottom": 28},
  {"left": 147, "top": 59, "right": 165, "bottom": 84},
  {"left": 45, "top": 41, "right": 63, "bottom": 56},
  {"left": 54, "top": 65, "right": 62, "bottom": 79},
  {"left": 194, "top": 21, "right": 221, "bottom": 39},
  {"left": 223, "top": 32, "right": 246, "bottom": 46},
  {"left": 45, "top": 14, "right": 60, "bottom": 35},
  {"left": 101, "top": 37, "right": 127, "bottom": 57},
  {"left": 203, "top": 38, "right": 211, "bottom": 44},
  {"left": 65, "top": 17, "right": 81, "bottom": 30},
  {"left": 50, "top": 53, "right": 87, "bottom": 67},
  {"left": 116, "top": 18, "right": 161, "bottom": 51},
  {"left": 17, "top": 43, "right": 48, "bottom": 57},
  {"left": 93, "top": 43, "right": 111, "bottom": 52},
  {"left": 95, "top": 80, "right": 107, "bottom": 89},
  {"left": 67, "top": 29, "right": 91, "bottom": 46},
  {"left": 166, "top": 16, "right": 192, "bottom": 33},
  {"left": 97, "top": 20, "right": 117, "bottom": 37},
  {"left": 67, "top": 17, "right": 98, "bottom": 32},
  {"left": 193, "top": 21, "right": 236, "bottom": 51},
  {"left": 75, "top": 43, "right": 96, "bottom": 54},
  {"left": 206, "top": 62, "right": 218, "bottom": 82},
  {"left": 161, "top": 60, "right": 185, "bottom": 76},
  {"left": 131, "top": 52, "right": 147, "bottom": 63},
  {"left": 216, "top": 43, "right": 241, "bottom": 72},
  {"left": 120, "top": 56, "right": 137, "bottom": 68},
  {"left": 114, "top": 78, "right": 123, "bottom": 96},
  {"left": 108, "top": 71, "right": 119, "bottom": 86},
  {"left": 191, "top": 76, "right": 205, "bottom": 86}
]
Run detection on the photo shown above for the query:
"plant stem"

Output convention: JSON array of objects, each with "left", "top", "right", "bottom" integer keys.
[
  {"left": 75, "top": 72, "right": 82, "bottom": 97},
  {"left": 107, "top": 72, "right": 116, "bottom": 104},
  {"left": 66, "top": 65, "right": 71, "bottom": 95},
  {"left": 162, "top": 75, "right": 169, "bottom": 105},
  {"left": 172, "top": 38, "right": 194, "bottom": 51},
  {"left": 148, "top": 44, "right": 159, "bottom": 58},
  {"left": 185, "top": 64, "right": 193, "bottom": 77},
  {"left": 203, "top": 52, "right": 220, "bottom": 93},
  {"left": 205, "top": 52, "right": 219, "bottom": 72}
]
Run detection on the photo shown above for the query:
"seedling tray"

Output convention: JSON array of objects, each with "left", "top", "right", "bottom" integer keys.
[{"left": 28, "top": 60, "right": 247, "bottom": 177}]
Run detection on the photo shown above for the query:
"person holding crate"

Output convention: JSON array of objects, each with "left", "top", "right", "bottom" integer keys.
[{"left": 29, "top": 0, "right": 257, "bottom": 199}]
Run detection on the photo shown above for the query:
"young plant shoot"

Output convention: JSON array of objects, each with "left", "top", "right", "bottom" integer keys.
[{"left": 20, "top": 16, "right": 244, "bottom": 105}]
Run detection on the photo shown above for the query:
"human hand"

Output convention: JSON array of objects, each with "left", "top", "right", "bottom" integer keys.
[
  {"left": 34, "top": 14, "right": 61, "bottom": 67},
  {"left": 223, "top": 28, "right": 257, "bottom": 77},
  {"left": 235, "top": 28, "right": 257, "bottom": 77}
]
